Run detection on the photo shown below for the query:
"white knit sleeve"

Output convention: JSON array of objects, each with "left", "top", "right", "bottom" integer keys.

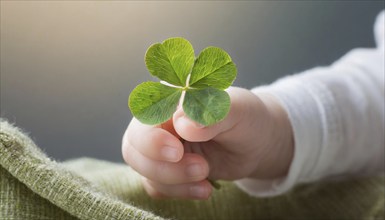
[{"left": 235, "top": 11, "right": 384, "bottom": 197}]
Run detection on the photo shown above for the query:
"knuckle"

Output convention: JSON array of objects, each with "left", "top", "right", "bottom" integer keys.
[
  {"left": 156, "top": 162, "right": 170, "bottom": 183},
  {"left": 148, "top": 130, "right": 166, "bottom": 146}
]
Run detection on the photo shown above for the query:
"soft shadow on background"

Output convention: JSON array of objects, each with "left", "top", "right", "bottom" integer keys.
[{"left": 1, "top": 1, "right": 384, "bottom": 162}]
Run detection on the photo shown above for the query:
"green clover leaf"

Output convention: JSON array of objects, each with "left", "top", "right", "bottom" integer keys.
[{"left": 129, "top": 37, "right": 237, "bottom": 126}]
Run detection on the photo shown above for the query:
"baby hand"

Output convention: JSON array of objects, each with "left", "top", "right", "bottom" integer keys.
[{"left": 122, "top": 87, "right": 294, "bottom": 199}]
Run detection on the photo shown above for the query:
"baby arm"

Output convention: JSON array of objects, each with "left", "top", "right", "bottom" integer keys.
[{"left": 236, "top": 11, "right": 384, "bottom": 197}]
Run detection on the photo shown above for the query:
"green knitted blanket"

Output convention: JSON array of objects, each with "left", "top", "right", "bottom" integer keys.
[{"left": 0, "top": 119, "right": 384, "bottom": 220}]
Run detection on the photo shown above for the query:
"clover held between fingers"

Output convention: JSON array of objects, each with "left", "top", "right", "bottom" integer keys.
[{"left": 128, "top": 37, "right": 237, "bottom": 190}]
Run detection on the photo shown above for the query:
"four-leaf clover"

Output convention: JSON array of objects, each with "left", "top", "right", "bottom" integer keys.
[{"left": 129, "top": 37, "right": 237, "bottom": 126}]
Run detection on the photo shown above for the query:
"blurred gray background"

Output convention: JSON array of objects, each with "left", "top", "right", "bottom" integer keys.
[{"left": 1, "top": 1, "right": 384, "bottom": 162}]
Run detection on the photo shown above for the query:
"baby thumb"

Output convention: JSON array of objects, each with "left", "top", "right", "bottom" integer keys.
[{"left": 172, "top": 108, "right": 225, "bottom": 142}]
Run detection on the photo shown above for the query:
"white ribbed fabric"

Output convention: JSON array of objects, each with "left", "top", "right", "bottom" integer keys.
[{"left": 236, "top": 11, "right": 384, "bottom": 197}]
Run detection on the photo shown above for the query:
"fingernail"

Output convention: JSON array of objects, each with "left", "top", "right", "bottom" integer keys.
[
  {"left": 161, "top": 146, "right": 179, "bottom": 161},
  {"left": 186, "top": 163, "right": 204, "bottom": 177},
  {"left": 190, "top": 185, "right": 207, "bottom": 198}
]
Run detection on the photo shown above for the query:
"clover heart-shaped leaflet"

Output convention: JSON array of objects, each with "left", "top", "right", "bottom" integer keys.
[{"left": 129, "top": 37, "right": 237, "bottom": 126}]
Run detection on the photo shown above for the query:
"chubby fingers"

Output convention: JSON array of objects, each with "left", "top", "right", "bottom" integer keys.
[
  {"left": 124, "top": 118, "right": 183, "bottom": 162},
  {"left": 122, "top": 118, "right": 210, "bottom": 185},
  {"left": 124, "top": 144, "right": 209, "bottom": 184},
  {"left": 142, "top": 177, "right": 212, "bottom": 200}
]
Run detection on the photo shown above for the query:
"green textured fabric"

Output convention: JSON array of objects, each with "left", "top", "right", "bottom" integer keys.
[{"left": 0, "top": 119, "right": 384, "bottom": 220}]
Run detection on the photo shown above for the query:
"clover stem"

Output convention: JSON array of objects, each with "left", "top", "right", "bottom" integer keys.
[
  {"left": 185, "top": 73, "right": 191, "bottom": 88},
  {"left": 179, "top": 90, "right": 186, "bottom": 107}
]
